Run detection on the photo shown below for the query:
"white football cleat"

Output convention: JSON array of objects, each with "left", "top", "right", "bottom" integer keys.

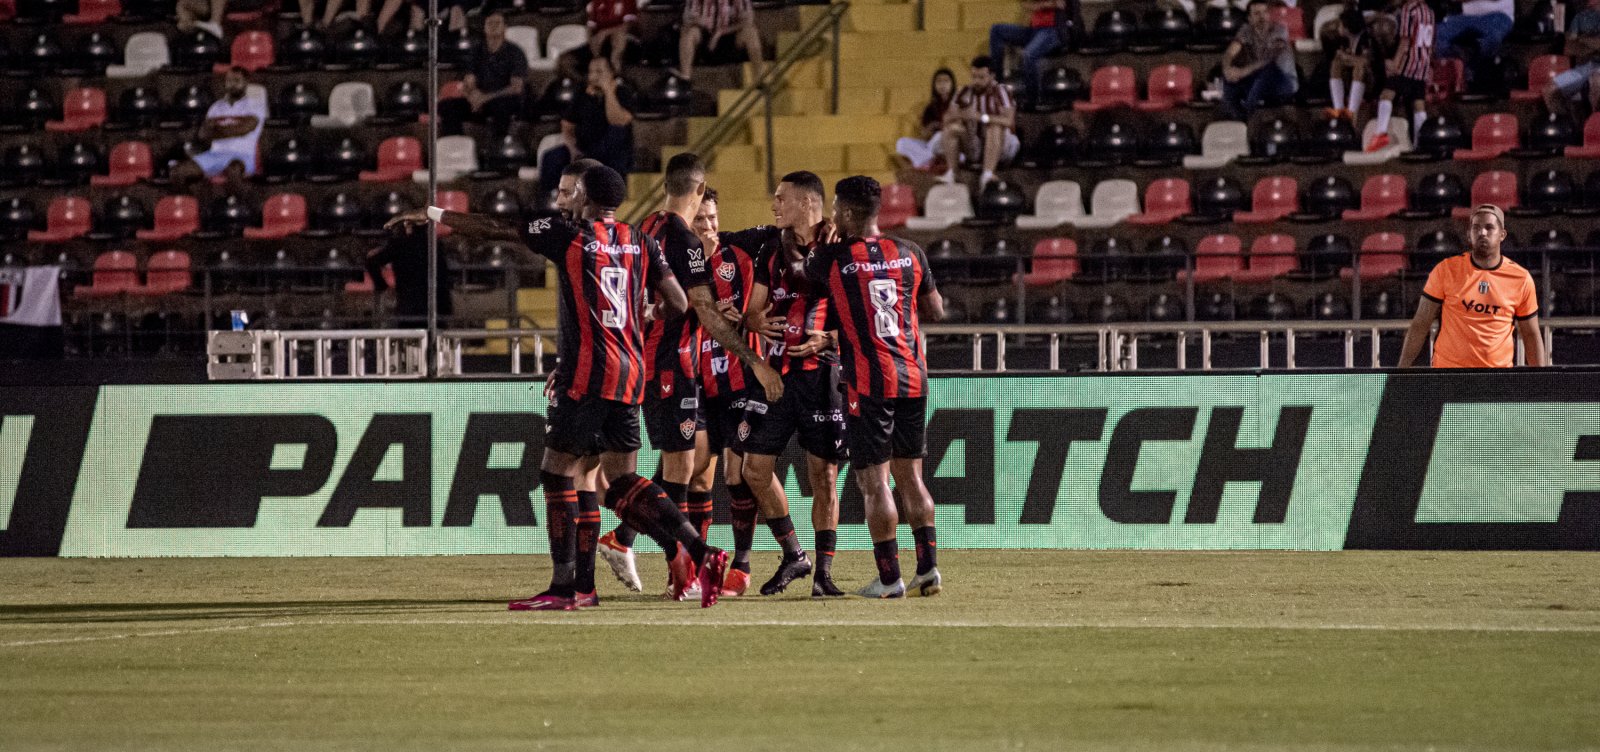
[
  {"left": 906, "top": 568, "right": 942, "bottom": 597},
  {"left": 855, "top": 578, "right": 905, "bottom": 599},
  {"left": 597, "top": 531, "right": 642, "bottom": 592}
]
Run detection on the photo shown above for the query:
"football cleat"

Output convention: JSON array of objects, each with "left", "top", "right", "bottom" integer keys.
[
  {"left": 573, "top": 590, "right": 599, "bottom": 608},
  {"left": 906, "top": 568, "right": 942, "bottom": 597},
  {"left": 722, "top": 567, "right": 751, "bottom": 597},
  {"left": 759, "top": 553, "right": 814, "bottom": 596},
  {"left": 667, "top": 546, "right": 697, "bottom": 602},
  {"left": 597, "top": 531, "right": 642, "bottom": 592},
  {"left": 1365, "top": 133, "right": 1391, "bottom": 153},
  {"left": 855, "top": 578, "right": 906, "bottom": 599},
  {"left": 697, "top": 548, "right": 728, "bottom": 608},
  {"left": 508, "top": 592, "right": 577, "bottom": 611},
  {"left": 811, "top": 573, "right": 846, "bottom": 598}
]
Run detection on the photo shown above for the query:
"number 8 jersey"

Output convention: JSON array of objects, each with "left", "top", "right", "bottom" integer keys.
[
  {"left": 521, "top": 215, "right": 673, "bottom": 404},
  {"left": 804, "top": 235, "right": 936, "bottom": 399}
]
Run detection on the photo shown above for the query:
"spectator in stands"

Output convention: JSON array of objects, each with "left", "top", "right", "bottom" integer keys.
[
  {"left": 1219, "top": 0, "right": 1299, "bottom": 120},
  {"left": 588, "top": 0, "right": 639, "bottom": 73},
  {"left": 539, "top": 56, "right": 637, "bottom": 195},
  {"left": 1544, "top": 0, "right": 1600, "bottom": 116},
  {"left": 367, "top": 224, "right": 453, "bottom": 326},
  {"left": 1366, "top": 0, "right": 1432, "bottom": 151},
  {"left": 176, "top": 0, "right": 225, "bottom": 38},
  {"left": 988, "top": 0, "right": 1078, "bottom": 104},
  {"left": 300, "top": 0, "right": 372, "bottom": 30},
  {"left": 169, "top": 67, "right": 266, "bottom": 189},
  {"left": 896, "top": 68, "right": 957, "bottom": 170},
  {"left": 1434, "top": 0, "right": 1514, "bottom": 80},
  {"left": 438, "top": 13, "right": 528, "bottom": 138},
  {"left": 676, "top": 0, "right": 765, "bottom": 82},
  {"left": 936, "top": 56, "right": 1019, "bottom": 187},
  {"left": 1325, "top": 9, "right": 1371, "bottom": 120}
]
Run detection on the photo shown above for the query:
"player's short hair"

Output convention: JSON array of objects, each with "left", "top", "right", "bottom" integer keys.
[
  {"left": 834, "top": 176, "right": 881, "bottom": 219},
  {"left": 779, "top": 171, "right": 824, "bottom": 198},
  {"left": 562, "top": 157, "right": 601, "bottom": 179},
  {"left": 664, "top": 152, "right": 706, "bottom": 197},
  {"left": 970, "top": 55, "right": 995, "bottom": 72},
  {"left": 582, "top": 164, "right": 628, "bottom": 209},
  {"left": 701, "top": 187, "right": 719, "bottom": 205}
]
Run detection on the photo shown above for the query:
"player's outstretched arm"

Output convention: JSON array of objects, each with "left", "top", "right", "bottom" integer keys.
[
  {"left": 690, "top": 284, "right": 783, "bottom": 401},
  {"left": 385, "top": 209, "right": 521, "bottom": 242},
  {"left": 1397, "top": 296, "right": 1441, "bottom": 367}
]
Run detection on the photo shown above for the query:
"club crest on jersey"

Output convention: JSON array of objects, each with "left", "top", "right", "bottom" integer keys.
[
  {"left": 660, "top": 382, "right": 673, "bottom": 396},
  {"left": 526, "top": 218, "right": 552, "bottom": 235},
  {"left": 1479, "top": 281, "right": 1490, "bottom": 294},
  {"left": 717, "top": 262, "right": 736, "bottom": 281},
  {"left": 679, "top": 419, "right": 696, "bottom": 440},
  {"left": 737, "top": 421, "right": 751, "bottom": 441}
]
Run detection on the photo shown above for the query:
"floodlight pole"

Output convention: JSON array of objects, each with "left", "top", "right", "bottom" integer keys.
[{"left": 425, "top": 0, "right": 441, "bottom": 377}]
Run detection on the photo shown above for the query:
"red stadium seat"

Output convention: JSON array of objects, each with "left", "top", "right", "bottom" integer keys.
[
  {"left": 360, "top": 136, "right": 424, "bottom": 182},
  {"left": 879, "top": 182, "right": 916, "bottom": 229},
  {"left": 1454, "top": 113, "right": 1519, "bottom": 161},
  {"left": 1134, "top": 64, "right": 1193, "bottom": 112},
  {"left": 216, "top": 31, "right": 275, "bottom": 73},
  {"left": 1343, "top": 174, "right": 1408, "bottom": 221},
  {"left": 73, "top": 251, "right": 140, "bottom": 298},
  {"left": 1271, "top": 5, "right": 1306, "bottom": 41},
  {"left": 136, "top": 196, "right": 201, "bottom": 242},
  {"left": 1513, "top": 55, "right": 1571, "bottom": 101},
  {"left": 1022, "top": 238, "right": 1079, "bottom": 286},
  {"left": 1342, "top": 232, "right": 1407, "bottom": 280},
  {"left": 1126, "top": 178, "right": 1191, "bottom": 225},
  {"left": 1428, "top": 58, "right": 1465, "bottom": 103},
  {"left": 28, "top": 197, "right": 92, "bottom": 243},
  {"left": 1076, "top": 66, "right": 1137, "bottom": 112},
  {"left": 92, "top": 141, "right": 154, "bottom": 187},
  {"left": 1180, "top": 234, "right": 1243, "bottom": 283},
  {"left": 344, "top": 266, "right": 395, "bottom": 293},
  {"left": 45, "top": 88, "right": 106, "bottom": 133},
  {"left": 133, "top": 250, "right": 193, "bottom": 296},
  {"left": 64, "top": 0, "right": 120, "bottom": 23},
  {"left": 1452, "top": 171, "right": 1518, "bottom": 217},
  {"left": 1233, "top": 176, "right": 1298, "bottom": 224},
  {"left": 243, "top": 193, "right": 308, "bottom": 239},
  {"left": 1237, "top": 234, "right": 1298, "bottom": 282},
  {"left": 1566, "top": 113, "right": 1600, "bottom": 158}
]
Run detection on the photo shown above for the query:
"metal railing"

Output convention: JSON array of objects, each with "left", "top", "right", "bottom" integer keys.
[
  {"left": 623, "top": 1, "right": 850, "bottom": 223},
  {"left": 207, "top": 329, "right": 429, "bottom": 379}
]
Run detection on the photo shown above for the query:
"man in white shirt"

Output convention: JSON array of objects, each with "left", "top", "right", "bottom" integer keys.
[
  {"left": 1435, "top": 0, "right": 1515, "bottom": 76},
  {"left": 171, "top": 67, "right": 268, "bottom": 187}
]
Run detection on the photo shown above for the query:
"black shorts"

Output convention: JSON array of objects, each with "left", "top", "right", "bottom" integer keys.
[
  {"left": 546, "top": 393, "right": 642, "bottom": 457},
  {"left": 703, "top": 390, "right": 748, "bottom": 454},
  {"left": 847, "top": 395, "right": 927, "bottom": 468},
  {"left": 735, "top": 366, "right": 848, "bottom": 463},
  {"left": 1386, "top": 75, "right": 1427, "bottom": 105},
  {"left": 643, "top": 386, "right": 704, "bottom": 454}
]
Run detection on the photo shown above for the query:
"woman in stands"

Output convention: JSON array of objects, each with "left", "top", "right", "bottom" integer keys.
[{"left": 895, "top": 68, "right": 957, "bottom": 171}]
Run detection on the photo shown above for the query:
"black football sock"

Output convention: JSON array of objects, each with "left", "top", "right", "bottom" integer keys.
[
  {"left": 606, "top": 473, "right": 710, "bottom": 563},
  {"left": 575, "top": 490, "right": 600, "bottom": 594},
  {"left": 655, "top": 477, "right": 689, "bottom": 561},
  {"left": 873, "top": 539, "right": 901, "bottom": 586},
  {"left": 728, "top": 482, "right": 757, "bottom": 572},
  {"left": 912, "top": 526, "right": 937, "bottom": 576},
  {"left": 611, "top": 522, "right": 637, "bottom": 549},
  {"left": 687, "top": 490, "right": 714, "bottom": 541},
  {"left": 814, "top": 528, "right": 837, "bottom": 577},
  {"left": 766, "top": 515, "right": 804, "bottom": 558},
  {"left": 540, "top": 471, "right": 577, "bottom": 597}
]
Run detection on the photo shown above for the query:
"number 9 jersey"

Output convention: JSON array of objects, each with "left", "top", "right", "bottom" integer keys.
[{"left": 521, "top": 215, "right": 673, "bottom": 405}]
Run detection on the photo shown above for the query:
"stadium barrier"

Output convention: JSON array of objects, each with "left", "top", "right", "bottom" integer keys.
[{"left": 2, "top": 371, "right": 1597, "bottom": 556}]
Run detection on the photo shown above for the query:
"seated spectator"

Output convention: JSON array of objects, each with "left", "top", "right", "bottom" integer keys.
[
  {"left": 588, "top": 0, "right": 639, "bottom": 73},
  {"left": 1220, "top": 0, "right": 1299, "bottom": 120},
  {"left": 896, "top": 68, "right": 957, "bottom": 169},
  {"left": 1325, "top": 9, "right": 1371, "bottom": 120},
  {"left": 176, "top": 0, "right": 224, "bottom": 37},
  {"left": 1434, "top": 0, "right": 1514, "bottom": 80},
  {"left": 677, "top": 0, "right": 765, "bottom": 82},
  {"left": 988, "top": 0, "right": 1078, "bottom": 104},
  {"left": 170, "top": 67, "right": 267, "bottom": 188},
  {"left": 1367, "top": 0, "right": 1433, "bottom": 151},
  {"left": 1544, "top": 0, "right": 1600, "bottom": 116},
  {"left": 539, "top": 56, "right": 636, "bottom": 195},
  {"left": 936, "top": 56, "right": 1019, "bottom": 187},
  {"left": 438, "top": 13, "right": 527, "bottom": 138}
]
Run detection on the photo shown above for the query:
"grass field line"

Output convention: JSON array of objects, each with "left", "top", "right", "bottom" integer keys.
[{"left": 0, "top": 621, "right": 297, "bottom": 648}]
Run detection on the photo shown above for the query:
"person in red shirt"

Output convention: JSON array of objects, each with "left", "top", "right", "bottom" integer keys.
[
  {"left": 587, "top": 0, "right": 638, "bottom": 74},
  {"left": 988, "top": 0, "right": 1075, "bottom": 104}
]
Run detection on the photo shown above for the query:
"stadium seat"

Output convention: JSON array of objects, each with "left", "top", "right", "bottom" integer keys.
[
  {"left": 1304, "top": 233, "right": 1354, "bottom": 276},
  {"left": 1141, "top": 7, "right": 1193, "bottom": 51},
  {"left": 1568, "top": 113, "right": 1600, "bottom": 158},
  {"left": 1345, "top": 232, "right": 1408, "bottom": 280},
  {"left": 107, "top": 31, "right": 169, "bottom": 79},
  {"left": 1016, "top": 180, "right": 1083, "bottom": 229},
  {"left": 311, "top": 137, "right": 370, "bottom": 182},
  {"left": 1402, "top": 171, "right": 1468, "bottom": 218},
  {"left": 310, "top": 82, "right": 376, "bottom": 128},
  {"left": 302, "top": 191, "right": 365, "bottom": 237},
  {"left": 217, "top": 31, "right": 274, "bottom": 73},
  {"left": 1270, "top": 4, "right": 1306, "bottom": 42},
  {"left": 277, "top": 27, "right": 329, "bottom": 71},
  {"left": 905, "top": 184, "right": 973, "bottom": 231},
  {"left": 73, "top": 250, "right": 139, "bottom": 298},
  {"left": 1184, "top": 121, "right": 1248, "bottom": 169},
  {"left": 1239, "top": 117, "right": 1298, "bottom": 165},
  {"left": 1187, "top": 176, "right": 1247, "bottom": 220},
  {"left": 1180, "top": 234, "right": 1243, "bottom": 282},
  {"left": 1079, "top": 119, "right": 1139, "bottom": 167},
  {"left": 92, "top": 141, "right": 153, "bottom": 187},
  {"left": 1513, "top": 55, "right": 1570, "bottom": 101},
  {"left": 243, "top": 193, "right": 308, "bottom": 239},
  {"left": 1238, "top": 234, "right": 1298, "bottom": 282},
  {"left": 1139, "top": 120, "right": 1198, "bottom": 166},
  {"left": 271, "top": 82, "right": 323, "bottom": 126},
  {"left": 1345, "top": 118, "right": 1411, "bottom": 165},
  {"left": 414, "top": 135, "right": 476, "bottom": 183},
  {"left": 1023, "top": 238, "right": 1079, "bottom": 286},
  {"left": 1298, "top": 2, "right": 1343, "bottom": 53},
  {"left": 1233, "top": 176, "right": 1298, "bottom": 224},
  {"left": 0, "top": 197, "right": 35, "bottom": 241},
  {"left": 96, "top": 194, "right": 148, "bottom": 241},
  {"left": 1522, "top": 111, "right": 1578, "bottom": 156},
  {"left": 2, "top": 143, "right": 46, "bottom": 187},
  {"left": 133, "top": 250, "right": 192, "bottom": 296},
  {"left": 1083, "top": 9, "right": 1139, "bottom": 54},
  {"left": 1081, "top": 237, "right": 1133, "bottom": 279},
  {"left": 1077, "top": 66, "right": 1137, "bottom": 111},
  {"left": 63, "top": 0, "right": 118, "bottom": 23},
  {"left": 331, "top": 26, "right": 382, "bottom": 70},
  {"left": 1295, "top": 175, "right": 1358, "bottom": 221},
  {"left": 1454, "top": 113, "right": 1519, "bottom": 161},
  {"left": 1343, "top": 174, "right": 1409, "bottom": 221},
  {"left": 1452, "top": 171, "right": 1518, "bottom": 217},
  {"left": 505, "top": 25, "right": 540, "bottom": 64},
  {"left": 519, "top": 132, "right": 565, "bottom": 180},
  {"left": 28, "top": 196, "right": 91, "bottom": 242},
  {"left": 79, "top": 34, "right": 121, "bottom": 75},
  {"left": 1072, "top": 179, "right": 1139, "bottom": 229},
  {"left": 170, "top": 29, "right": 225, "bottom": 73},
  {"left": 1515, "top": 169, "right": 1577, "bottom": 215},
  {"left": 361, "top": 136, "right": 423, "bottom": 182},
  {"left": 136, "top": 195, "right": 200, "bottom": 242},
  {"left": 166, "top": 84, "right": 214, "bottom": 127},
  {"left": 1192, "top": 5, "right": 1246, "bottom": 51},
  {"left": 1134, "top": 64, "right": 1193, "bottom": 111},
  {"left": 880, "top": 183, "right": 915, "bottom": 229},
  {"left": 45, "top": 87, "right": 106, "bottom": 132},
  {"left": 1126, "top": 178, "right": 1191, "bottom": 225},
  {"left": 529, "top": 24, "right": 586, "bottom": 72}
]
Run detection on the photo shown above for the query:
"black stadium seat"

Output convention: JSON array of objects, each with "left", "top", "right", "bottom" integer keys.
[
  {"left": 108, "top": 86, "right": 163, "bottom": 131},
  {"left": 48, "top": 140, "right": 103, "bottom": 187},
  {"left": 263, "top": 137, "right": 311, "bottom": 183},
  {"left": 1186, "top": 176, "right": 1246, "bottom": 222},
  {"left": 272, "top": 82, "right": 324, "bottom": 126},
  {"left": 1522, "top": 169, "right": 1578, "bottom": 214},
  {"left": 1137, "top": 120, "right": 1198, "bottom": 166},
  {"left": 0, "top": 197, "right": 38, "bottom": 241},
  {"left": 166, "top": 84, "right": 213, "bottom": 128},
  {"left": 1238, "top": 116, "right": 1298, "bottom": 166},
  {"left": 1397, "top": 171, "right": 1467, "bottom": 219},
  {"left": 1291, "top": 175, "right": 1357, "bottom": 222},
  {"left": 1081, "top": 9, "right": 1138, "bottom": 55},
  {"left": 301, "top": 192, "right": 365, "bottom": 238},
  {"left": 275, "top": 27, "right": 328, "bottom": 71},
  {"left": 1, "top": 143, "right": 47, "bottom": 187},
  {"left": 1078, "top": 118, "right": 1138, "bottom": 168}
]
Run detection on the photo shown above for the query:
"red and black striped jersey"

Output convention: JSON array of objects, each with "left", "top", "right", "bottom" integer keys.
[
  {"left": 640, "top": 211, "right": 710, "bottom": 401},
  {"left": 1397, "top": 0, "right": 1435, "bottom": 80},
  {"left": 751, "top": 222, "right": 835, "bottom": 375},
  {"left": 697, "top": 230, "right": 761, "bottom": 398},
  {"left": 804, "top": 235, "right": 936, "bottom": 399},
  {"left": 521, "top": 215, "right": 672, "bottom": 405}
]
